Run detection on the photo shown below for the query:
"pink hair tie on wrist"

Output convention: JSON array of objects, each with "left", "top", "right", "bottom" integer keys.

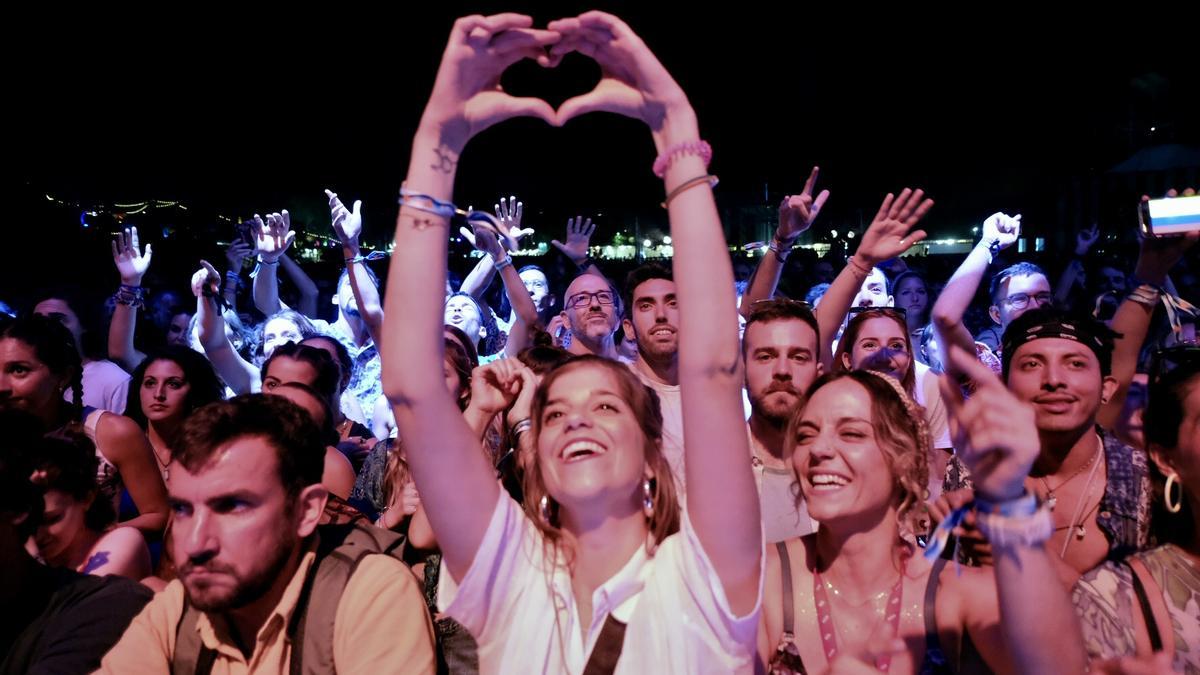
[{"left": 653, "top": 140, "right": 713, "bottom": 178}]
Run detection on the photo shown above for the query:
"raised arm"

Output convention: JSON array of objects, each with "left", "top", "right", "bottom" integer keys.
[
  {"left": 930, "top": 212, "right": 1020, "bottom": 378},
  {"left": 814, "top": 189, "right": 933, "bottom": 369},
  {"left": 1099, "top": 188, "right": 1199, "bottom": 428},
  {"left": 279, "top": 254, "right": 319, "bottom": 319},
  {"left": 193, "top": 261, "right": 259, "bottom": 394},
  {"left": 459, "top": 196, "right": 534, "bottom": 299},
  {"left": 939, "top": 347, "right": 1087, "bottom": 675},
  {"left": 380, "top": 13, "right": 558, "bottom": 581},
  {"left": 250, "top": 212, "right": 296, "bottom": 316},
  {"left": 108, "top": 227, "right": 152, "bottom": 372},
  {"left": 465, "top": 219, "right": 540, "bottom": 356},
  {"left": 551, "top": 216, "right": 604, "bottom": 278},
  {"left": 1054, "top": 225, "right": 1098, "bottom": 304},
  {"left": 738, "top": 166, "right": 829, "bottom": 318},
  {"left": 328, "top": 189, "right": 386, "bottom": 344},
  {"left": 552, "top": 10, "right": 760, "bottom": 613},
  {"left": 222, "top": 239, "right": 254, "bottom": 312}
]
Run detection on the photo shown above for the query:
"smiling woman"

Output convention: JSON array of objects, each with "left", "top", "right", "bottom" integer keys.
[
  {"left": 380, "top": 11, "right": 762, "bottom": 672},
  {"left": 759, "top": 355, "right": 1086, "bottom": 674}
]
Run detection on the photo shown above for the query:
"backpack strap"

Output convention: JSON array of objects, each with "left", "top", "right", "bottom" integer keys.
[
  {"left": 1129, "top": 556, "right": 1175, "bottom": 660},
  {"left": 289, "top": 523, "right": 408, "bottom": 675},
  {"left": 581, "top": 614, "right": 628, "bottom": 675},
  {"left": 777, "top": 541, "right": 796, "bottom": 640},
  {"left": 172, "top": 597, "right": 218, "bottom": 675}
]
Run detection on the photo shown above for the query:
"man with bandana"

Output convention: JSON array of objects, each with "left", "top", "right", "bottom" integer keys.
[{"left": 939, "top": 308, "right": 1150, "bottom": 584}]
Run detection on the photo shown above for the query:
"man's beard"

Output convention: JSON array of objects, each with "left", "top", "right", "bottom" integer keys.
[
  {"left": 181, "top": 531, "right": 298, "bottom": 613},
  {"left": 749, "top": 384, "right": 803, "bottom": 427}
]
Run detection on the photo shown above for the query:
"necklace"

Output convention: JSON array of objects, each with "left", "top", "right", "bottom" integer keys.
[
  {"left": 813, "top": 567, "right": 905, "bottom": 672},
  {"left": 151, "top": 446, "right": 172, "bottom": 481},
  {"left": 1040, "top": 435, "right": 1101, "bottom": 511},
  {"left": 1057, "top": 436, "right": 1105, "bottom": 559}
]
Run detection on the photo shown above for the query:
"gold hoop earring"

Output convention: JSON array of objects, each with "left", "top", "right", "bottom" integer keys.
[{"left": 1165, "top": 472, "right": 1184, "bottom": 514}]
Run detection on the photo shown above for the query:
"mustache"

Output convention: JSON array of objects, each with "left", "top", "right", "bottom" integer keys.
[
  {"left": 764, "top": 383, "right": 800, "bottom": 396},
  {"left": 180, "top": 559, "right": 237, "bottom": 577}
]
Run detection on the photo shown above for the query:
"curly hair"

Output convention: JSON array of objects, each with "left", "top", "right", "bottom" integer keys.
[{"left": 787, "top": 369, "right": 931, "bottom": 549}]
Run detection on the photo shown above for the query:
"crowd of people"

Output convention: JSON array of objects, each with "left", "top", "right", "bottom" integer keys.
[{"left": 2, "top": 11, "right": 1198, "bottom": 675}]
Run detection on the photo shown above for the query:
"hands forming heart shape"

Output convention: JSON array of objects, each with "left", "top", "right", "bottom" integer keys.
[{"left": 419, "top": 11, "right": 697, "bottom": 156}]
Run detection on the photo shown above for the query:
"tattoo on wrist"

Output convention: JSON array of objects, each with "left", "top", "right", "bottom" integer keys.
[{"left": 431, "top": 145, "right": 459, "bottom": 174}]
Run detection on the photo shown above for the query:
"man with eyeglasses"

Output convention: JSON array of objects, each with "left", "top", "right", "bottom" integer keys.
[
  {"left": 559, "top": 273, "right": 622, "bottom": 360},
  {"left": 932, "top": 211, "right": 1051, "bottom": 359}
]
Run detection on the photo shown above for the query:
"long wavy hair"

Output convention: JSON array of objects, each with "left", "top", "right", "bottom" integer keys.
[{"left": 786, "top": 369, "right": 931, "bottom": 549}]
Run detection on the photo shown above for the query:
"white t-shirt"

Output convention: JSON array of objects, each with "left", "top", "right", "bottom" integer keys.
[
  {"left": 71, "top": 360, "right": 131, "bottom": 414},
  {"left": 439, "top": 494, "right": 762, "bottom": 674},
  {"left": 626, "top": 362, "right": 686, "bottom": 493},
  {"left": 913, "top": 361, "right": 951, "bottom": 450}
]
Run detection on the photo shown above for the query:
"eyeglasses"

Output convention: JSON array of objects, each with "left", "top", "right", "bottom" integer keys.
[
  {"left": 1002, "top": 292, "right": 1053, "bottom": 310},
  {"left": 566, "top": 290, "right": 616, "bottom": 309}
]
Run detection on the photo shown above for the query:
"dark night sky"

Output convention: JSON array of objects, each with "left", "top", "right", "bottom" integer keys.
[{"left": 11, "top": 3, "right": 1198, "bottom": 258}]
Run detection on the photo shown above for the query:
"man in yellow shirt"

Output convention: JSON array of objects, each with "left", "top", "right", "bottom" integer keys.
[{"left": 99, "top": 395, "right": 435, "bottom": 674}]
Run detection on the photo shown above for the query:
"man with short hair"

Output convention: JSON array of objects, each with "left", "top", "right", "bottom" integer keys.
[
  {"left": 742, "top": 299, "right": 822, "bottom": 541},
  {"left": 849, "top": 265, "right": 892, "bottom": 309},
  {"left": 931, "top": 211, "right": 1051, "bottom": 356},
  {"left": 560, "top": 273, "right": 622, "bottom": 359},
  {"left": 99, "top": 395, "right": 435, "bottom": 674},
  {"left": 944, "top": 308, "right": 1149, "bottom": 582},
  {"left": 622, "top": 263, "right": 685, "bottom": 487}
]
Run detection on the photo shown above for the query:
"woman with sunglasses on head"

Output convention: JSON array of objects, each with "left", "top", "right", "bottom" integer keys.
[
  {"left": 832, "top": 306, "right": 953, "bottom": 501},
  {"left": 381, "top": 12, "right": 762, "bottom": 672},
  {"left": 1073, "top": 347, "right": 1200, "bottom": 673},
  {"left": 761, "top": 348, "right": 1085, "bottom": 674}
]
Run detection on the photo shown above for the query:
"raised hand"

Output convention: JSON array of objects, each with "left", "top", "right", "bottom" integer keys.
[
  {"left": 548, "top": 11, "right": 692, "bottom": 148},
  {"left": 1075, "top": 223, "right": 1100, "bottom": 256},
  {"left": 938, "top": 346, "right": 1039, "bottom": 502},
  {"left": 111, "top": 227, "right": 153, "bottom": 285},
  {"left": 979, "top": 212, "right": 1021, "bottom": 252},
  {"left": 327, "top": 190, "right": 363, "bottom": 249},
  {"left": 854, "top": 188, "right": 934, "bottom": 267},
  {"left": 190, "top": 260, "right": 222, "bottom": 299},
  {"left": 551, "top": 216, "right": 596, "bottom": 265},
  {"left": 1135, "top": 187, "right": 1200, "bottom": 285},
  {"left": 418, "top": 13, "right": 560, "bottom": 152},
  {"left": 495, "top": 195, "right": 534, "bottom": 245},
  {"left": 776, "top": 166, "right": 830, "bottom": 243},
  {"left": 254, "top": 211, "right": 296, "bottom": 263},
  {"left": 225, "top": 239, "right": 254, "bottom": 272},
  {"left": 468, "top": 358, "right": 533, "bottom": 418}
]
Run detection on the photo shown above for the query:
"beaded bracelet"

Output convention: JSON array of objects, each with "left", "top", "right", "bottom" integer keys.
[
  {"left": 113, "top": 284, "right": 145, "bottom": 310},
  {"left": 653, "top": 140, "right": 712, "bottom": 178}
]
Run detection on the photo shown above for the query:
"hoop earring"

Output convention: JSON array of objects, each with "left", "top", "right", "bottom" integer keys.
[
  {"left": 642, "top": 478, "right": 655, "bottom": 519},
  {"left": 1166, "top": 472, "right": 1184, "bottom": 514}
]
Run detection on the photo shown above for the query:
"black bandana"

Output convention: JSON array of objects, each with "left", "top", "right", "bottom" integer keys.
[{"left": 1001, "top": 308, "right": 1115, "bottom": 378}]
